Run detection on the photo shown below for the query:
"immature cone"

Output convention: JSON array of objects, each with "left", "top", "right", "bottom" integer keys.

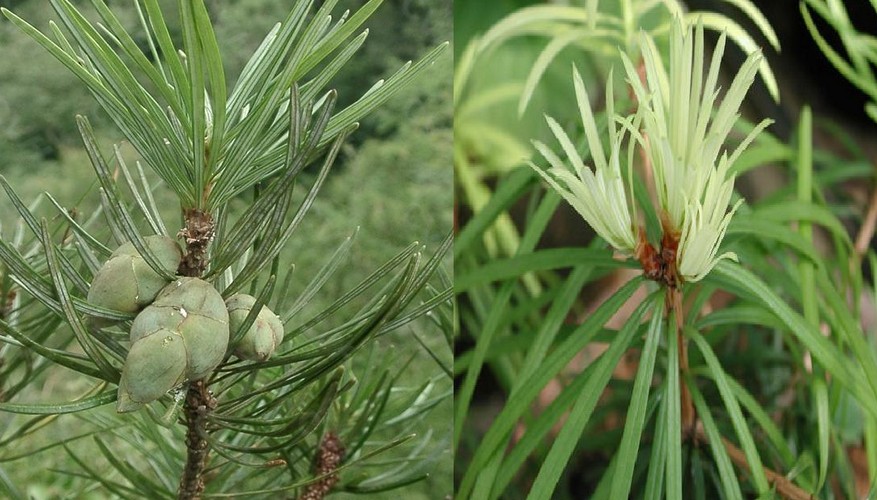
[
  {"left": 116, "top": 330, "right": 187, "bottom": 412},
  {"left": 87, "top": 235, "right": 182, "bottom": 315},
  {"left": 226, "top": 294, "right": 284, "bottom": 361},
  {"left": 117, "top": 277, "right": 229, "bottom": 412}
]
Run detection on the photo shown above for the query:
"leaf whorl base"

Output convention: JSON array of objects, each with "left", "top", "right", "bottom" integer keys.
[
  {"left": 178, "top": 380, "right": 216, "bottom": 500},
  {"left": 298, "top": 433, "right": 345, "bottom": 500},
  {"left": 177, "top": 209, "right": 214, "bottom": 278}
]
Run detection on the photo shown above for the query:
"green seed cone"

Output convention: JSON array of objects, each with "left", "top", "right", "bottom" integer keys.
[
  {"left": 117, "top": 329, "right": 187, "bottom": 412},
  {"left": 87, "top": 256, "right": 141, "bottom": 313},
  {"left": 111, "top": 235, "right": 183, "bottom": 263},
  {"left": 88, "top": 235, "right": 182, "bottom": 316},
  {"left": 130, "top": 277, "right": 229, "bottom": 381},
  {"left": 226, "top": 294, "right": 284, "bottom": 361}
]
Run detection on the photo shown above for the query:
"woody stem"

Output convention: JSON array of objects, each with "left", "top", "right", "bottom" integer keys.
[
  {"left": 177, "top": 208, "right": 216, "bottom": 500},
  {"left": 669, "top": 288, "right": 695, "bottom": 435},
  {"left": 178, "top": 380, "right": 215, "bottom": 499},
  {"left": 693, "top": 424, "right": 814, "bottom": 500}
]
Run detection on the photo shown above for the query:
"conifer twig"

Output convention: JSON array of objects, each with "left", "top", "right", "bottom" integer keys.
[
  {"left": 694, "top": 423, "right": 814, "bottom": 500},
  {"left": 179, "top": 379, "right": 216, "bottom": 500},
  {"left": 669, "top": 288, "right": 695, "bottom": 435},
  {"left": 854, "top": 184, "right": 877, "bottom": 257},
  {"left": 177, "top": 209, "right": 217, "bottom": 499}
]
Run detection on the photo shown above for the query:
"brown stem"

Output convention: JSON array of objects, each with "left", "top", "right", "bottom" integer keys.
[
  {"left": 668, "top": 288, "right": 695, "bottom": 436},
  {"left": 176, "top": 208, "right": 217, "bottom": 500},
  {"left": 178, "top": 380, "right": 216, "bottom": 500},
  {"left": 298, "top": 433, "right": 345, "bottom": 500},
  {"left": 693, "top": 424, "right": 814, "bottom": 500},
  {"left": 854, "top": 183, "right": 877, "bottom": 257}
]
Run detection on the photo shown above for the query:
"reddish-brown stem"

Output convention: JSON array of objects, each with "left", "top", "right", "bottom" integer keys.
[
  {"left": 693, "top": 424, "right": 815, "bottom": 500},
  {"left": 855, "top": 183, "right": 877, "bottom": 257},
  {"left": 667, "top": 288, "right": 695, "bottom": 435},
  {"left": 638, "top": 214, "right": 694, "bottom": 434}
]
